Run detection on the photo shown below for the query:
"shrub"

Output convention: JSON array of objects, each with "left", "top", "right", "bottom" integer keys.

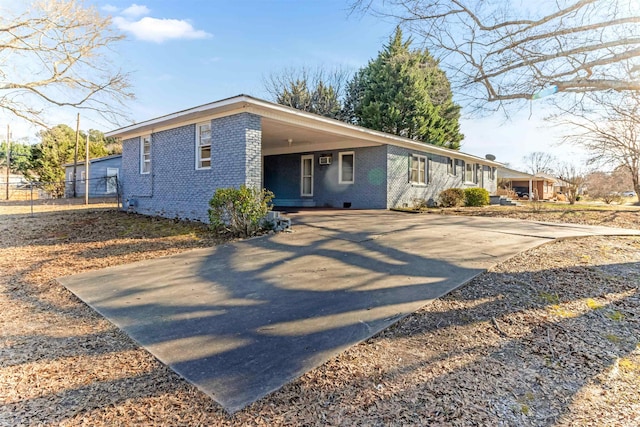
[
  {"left": 208, "top": 185, "right": 274, "bottom": 237},
  {"left": 439, "top": 188, "right": 465, "bottom": 208},
  {"left": 464, "top": 187, "right": 490, "bottom": 207}
]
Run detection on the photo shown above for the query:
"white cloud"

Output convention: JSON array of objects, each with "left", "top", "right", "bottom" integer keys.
[
  {"left": 121, "top": 4, "right": 150, "bottom": 18},
  {"left": 113, "top": 16, "right": 211, "bottom": 43},
  {"left": 101, "top": 4, "right": 119, "bottom": 13}
]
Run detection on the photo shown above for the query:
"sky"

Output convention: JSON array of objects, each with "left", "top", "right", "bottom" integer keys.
[{"left": 3, "top": 0, "right": 588, "bottom": 171}]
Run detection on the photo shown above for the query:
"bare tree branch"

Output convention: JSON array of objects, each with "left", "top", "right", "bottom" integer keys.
[
  {"left": 351, "top": 0, "right": 640, "bottom": 113},
  {"left": 0, "top": 0, "right": 134, "bottom": 128},
  {"left": 551, "top": 91, "right": 640, "bottom": 202}
]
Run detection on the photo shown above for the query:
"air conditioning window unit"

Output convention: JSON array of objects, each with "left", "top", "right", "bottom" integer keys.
[{"left": 319, "top": 156, "right": 332, "bottom": 165}]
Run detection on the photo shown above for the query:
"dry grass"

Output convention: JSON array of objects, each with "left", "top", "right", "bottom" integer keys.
[
  {"left": 438, "top": 202, "right": 640, "bottom": 230},
  {"left": 1, "top": 202, "right": 639, "bottom": 426}
]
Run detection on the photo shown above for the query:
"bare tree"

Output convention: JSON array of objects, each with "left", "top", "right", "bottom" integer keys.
[
  {"left": 351, "top": 0, "right": 640, "bottom": 112},
  {"left": 554, "top": 91, "right": 640, "bottom": 203},
  {"left": 263, "top": 66, "right": 350, "bottom": 118},
  {"left": 522, "top": 152, "right": 557, "bottom": 175},
  {"left": 557, "top": 162, "right": 587, "bottom": 205},
  {"left": 0, "top": 0, "right": 133, "bottom": 127},
  {"left": 585, "top": 170, "right": 625, "bottom": 203}
]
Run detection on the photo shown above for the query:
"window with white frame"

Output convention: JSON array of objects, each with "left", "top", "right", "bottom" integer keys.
[
  {"left": 447, "top": 157, "right": 454, "bottom": 175},
  {"left": 410, "top": 154, "right": 427, "bottom": 185},
  {"left": 465, "top": 162, "right": 474, "bottom": 183},
  {"left": 196, "top": 122, "right": 211, "bottom": 169},
  {"left": 455, "top": 159, "right": 464, "bottom": 177},
  {"left": 476, "top": 164, "right": 483, "bottom": 186},
  {"left": 141, "top": 135, "right": 151, "bottom": 174},
  {"left": 80, "top": 171, "right": 86, "bottom": 183},
  {"left": 339, "top": 151, "right": 355, "bottom": 184}
]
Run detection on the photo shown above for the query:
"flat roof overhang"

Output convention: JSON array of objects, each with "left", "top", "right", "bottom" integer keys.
[{"left": 106, "top": 95, "right": 501, "bottom": 166}]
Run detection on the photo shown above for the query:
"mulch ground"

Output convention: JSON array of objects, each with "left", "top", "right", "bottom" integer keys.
[{"left": 1, "top": 203, "right": 639, "bottom": 426}]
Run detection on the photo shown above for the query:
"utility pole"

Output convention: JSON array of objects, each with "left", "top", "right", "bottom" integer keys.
[
  {"left": 5, "top": 124, "right": 10, "bottom": 201},
  {"left": 72, "top": 113, "right": 80, "bottom": 198},
  {"left": 84, "top": 133, "right": 89, "bottom": 205}
]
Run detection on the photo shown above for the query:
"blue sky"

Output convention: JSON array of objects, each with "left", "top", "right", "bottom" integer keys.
[{"left": 9, "top": 0, "right": 584, "bottom": 170}]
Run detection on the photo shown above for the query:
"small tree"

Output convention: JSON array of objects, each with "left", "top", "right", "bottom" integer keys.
[
  {"left": 585, "top": 171, "right": 625, "bottom": 204},
  {"left": 208, "top": 186, "right": 275, "bottom": 237},
  {"left": 557, "top": 163, "right": 586, "bottom": 205}
]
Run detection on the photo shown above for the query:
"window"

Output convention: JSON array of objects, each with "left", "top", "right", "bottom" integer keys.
[
  {"left": 465, "top": 162, "right": 474, "bottom": 183},
  {"left": 106, "top": 168, "right": 119, "bottom": 194},
  {"left": 196, "top": 122, "right": 211, "bottom": 169},
  {"left": 410, "top": 154, "right": 427, "bottom": 185},
  {"left": 490, "top": 167, "right": 496, "bottom": 180},
  {"left": 67, "top": 172, "right": 73, "bottom": 184},
  {"left": 339, "top": 151, "right": 354, "bottom": 184},
  {"left": 455, "top": 159, "right": 464, "bottom": 177},
  {"left": 141, "top": 135, "right": 151, "bottom": 174},
  {"left": 301, "top": 155, "right": 314, "bottom": 196},
  {"left": 80, "top": 171, "right": 86, "bottom": 183},
  {"left": 476, "top": 164, "right": 483, "bottom": 186},
  {"left": 447, "top": 157, "right": 455, "bottom": 175}
]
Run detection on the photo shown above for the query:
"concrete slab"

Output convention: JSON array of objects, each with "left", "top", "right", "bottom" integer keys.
[{"left": 58, "top": 211, "right": 640, "bottom": 413}]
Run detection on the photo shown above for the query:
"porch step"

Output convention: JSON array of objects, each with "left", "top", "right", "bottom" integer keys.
[
  {"left": 491, "top": 195, "right": 520, "bottom": 206},
  {"left": 273, "top": 198, "right": 316, "bottom": 208}
]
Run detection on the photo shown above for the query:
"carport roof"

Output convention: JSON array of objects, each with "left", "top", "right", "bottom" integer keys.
[
  {"left": 106, "top": 94, "right": 501, "bottom": 165},
  {"left": 497, "top": 166, "right": 557, "bottom": 182}
]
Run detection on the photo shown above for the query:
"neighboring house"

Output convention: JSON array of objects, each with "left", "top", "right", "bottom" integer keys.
[
  {"left": 0, "top": 167, "right": 29, "bottom": 186},
  {"left": 497, "top": 166, "right": 557, "bottom": 200},
  {"left": 105, "top": 95, "right": 499, "bottom": 222},
  {"left": 64, "top": 154, "right": 121, "bottom": 198}
]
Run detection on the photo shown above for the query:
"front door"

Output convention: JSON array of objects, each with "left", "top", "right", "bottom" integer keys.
[{"left": 301, "top": 155, "right": 313, "bottom": 197}]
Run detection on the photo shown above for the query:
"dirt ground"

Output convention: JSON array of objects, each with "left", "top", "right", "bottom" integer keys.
[{"left": 1, "top": 202, "right": 639, "bottom": 426}]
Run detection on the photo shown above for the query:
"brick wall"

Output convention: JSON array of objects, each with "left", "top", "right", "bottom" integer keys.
[
  {"left": 386, "top": 145, "right": 497, "bottom": 208},
  {"left": 121, "top": 112, "right": 262, "bottom": 222}
]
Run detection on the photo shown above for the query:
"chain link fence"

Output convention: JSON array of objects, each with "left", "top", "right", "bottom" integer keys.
[{"left": 0, "top": 176, "right": 121, "bottom": 216}]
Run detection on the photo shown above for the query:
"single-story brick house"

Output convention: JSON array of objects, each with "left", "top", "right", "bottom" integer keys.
[
  {"left": 64, "top": 154, "right": 121, "bottom": 198},
  {"left": 105, "top": 95, "right": 499, "bottom": 222},
  {"left": 496, "top": 166, "right": 557, "bottom": 200}
]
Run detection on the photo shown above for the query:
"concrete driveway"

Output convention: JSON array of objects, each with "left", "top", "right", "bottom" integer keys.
[{"left": 58, "top": 210, "right": 640, "bottom": 413}]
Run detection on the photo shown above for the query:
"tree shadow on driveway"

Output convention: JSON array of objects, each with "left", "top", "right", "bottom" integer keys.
[{"left": 58, "top": 213, "right": 569, "bottom": 413}]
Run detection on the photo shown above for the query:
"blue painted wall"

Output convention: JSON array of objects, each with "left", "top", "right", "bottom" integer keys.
[
  {"left": 121, "top": 112, "right": 262, "bottom": 222},
  {"left": 64, "top": 155, "right": 122, "bottom": 198},
  {"left": 387, "top": 145, "right": 497, "bottom": 208},
  {"left": 265, "top": 146, "right": 388, "bottom": 209}
]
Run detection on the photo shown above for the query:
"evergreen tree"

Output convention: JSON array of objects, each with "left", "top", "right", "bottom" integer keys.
[{"left": 345, "top": 28, "right": 463, "bottom": 149}]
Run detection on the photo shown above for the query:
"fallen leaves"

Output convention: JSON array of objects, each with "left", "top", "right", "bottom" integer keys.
[{"left": 1, "top": 202, "right": 639, "bottom": 425}]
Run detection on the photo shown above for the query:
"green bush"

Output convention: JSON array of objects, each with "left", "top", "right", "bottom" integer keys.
[
  {"left": 464, "top": 187, "right": 490, "bottom": 207},
  {"left": 208, "top": 185, "right": 275, "bottom": 237},
  {"left": 438, "top": 188, "right": 465, "bottom": 208}
]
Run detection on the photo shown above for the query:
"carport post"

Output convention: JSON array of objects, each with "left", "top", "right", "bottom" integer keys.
[{"left": 529, "top": 179, "right": 533, "bottom": 199}]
